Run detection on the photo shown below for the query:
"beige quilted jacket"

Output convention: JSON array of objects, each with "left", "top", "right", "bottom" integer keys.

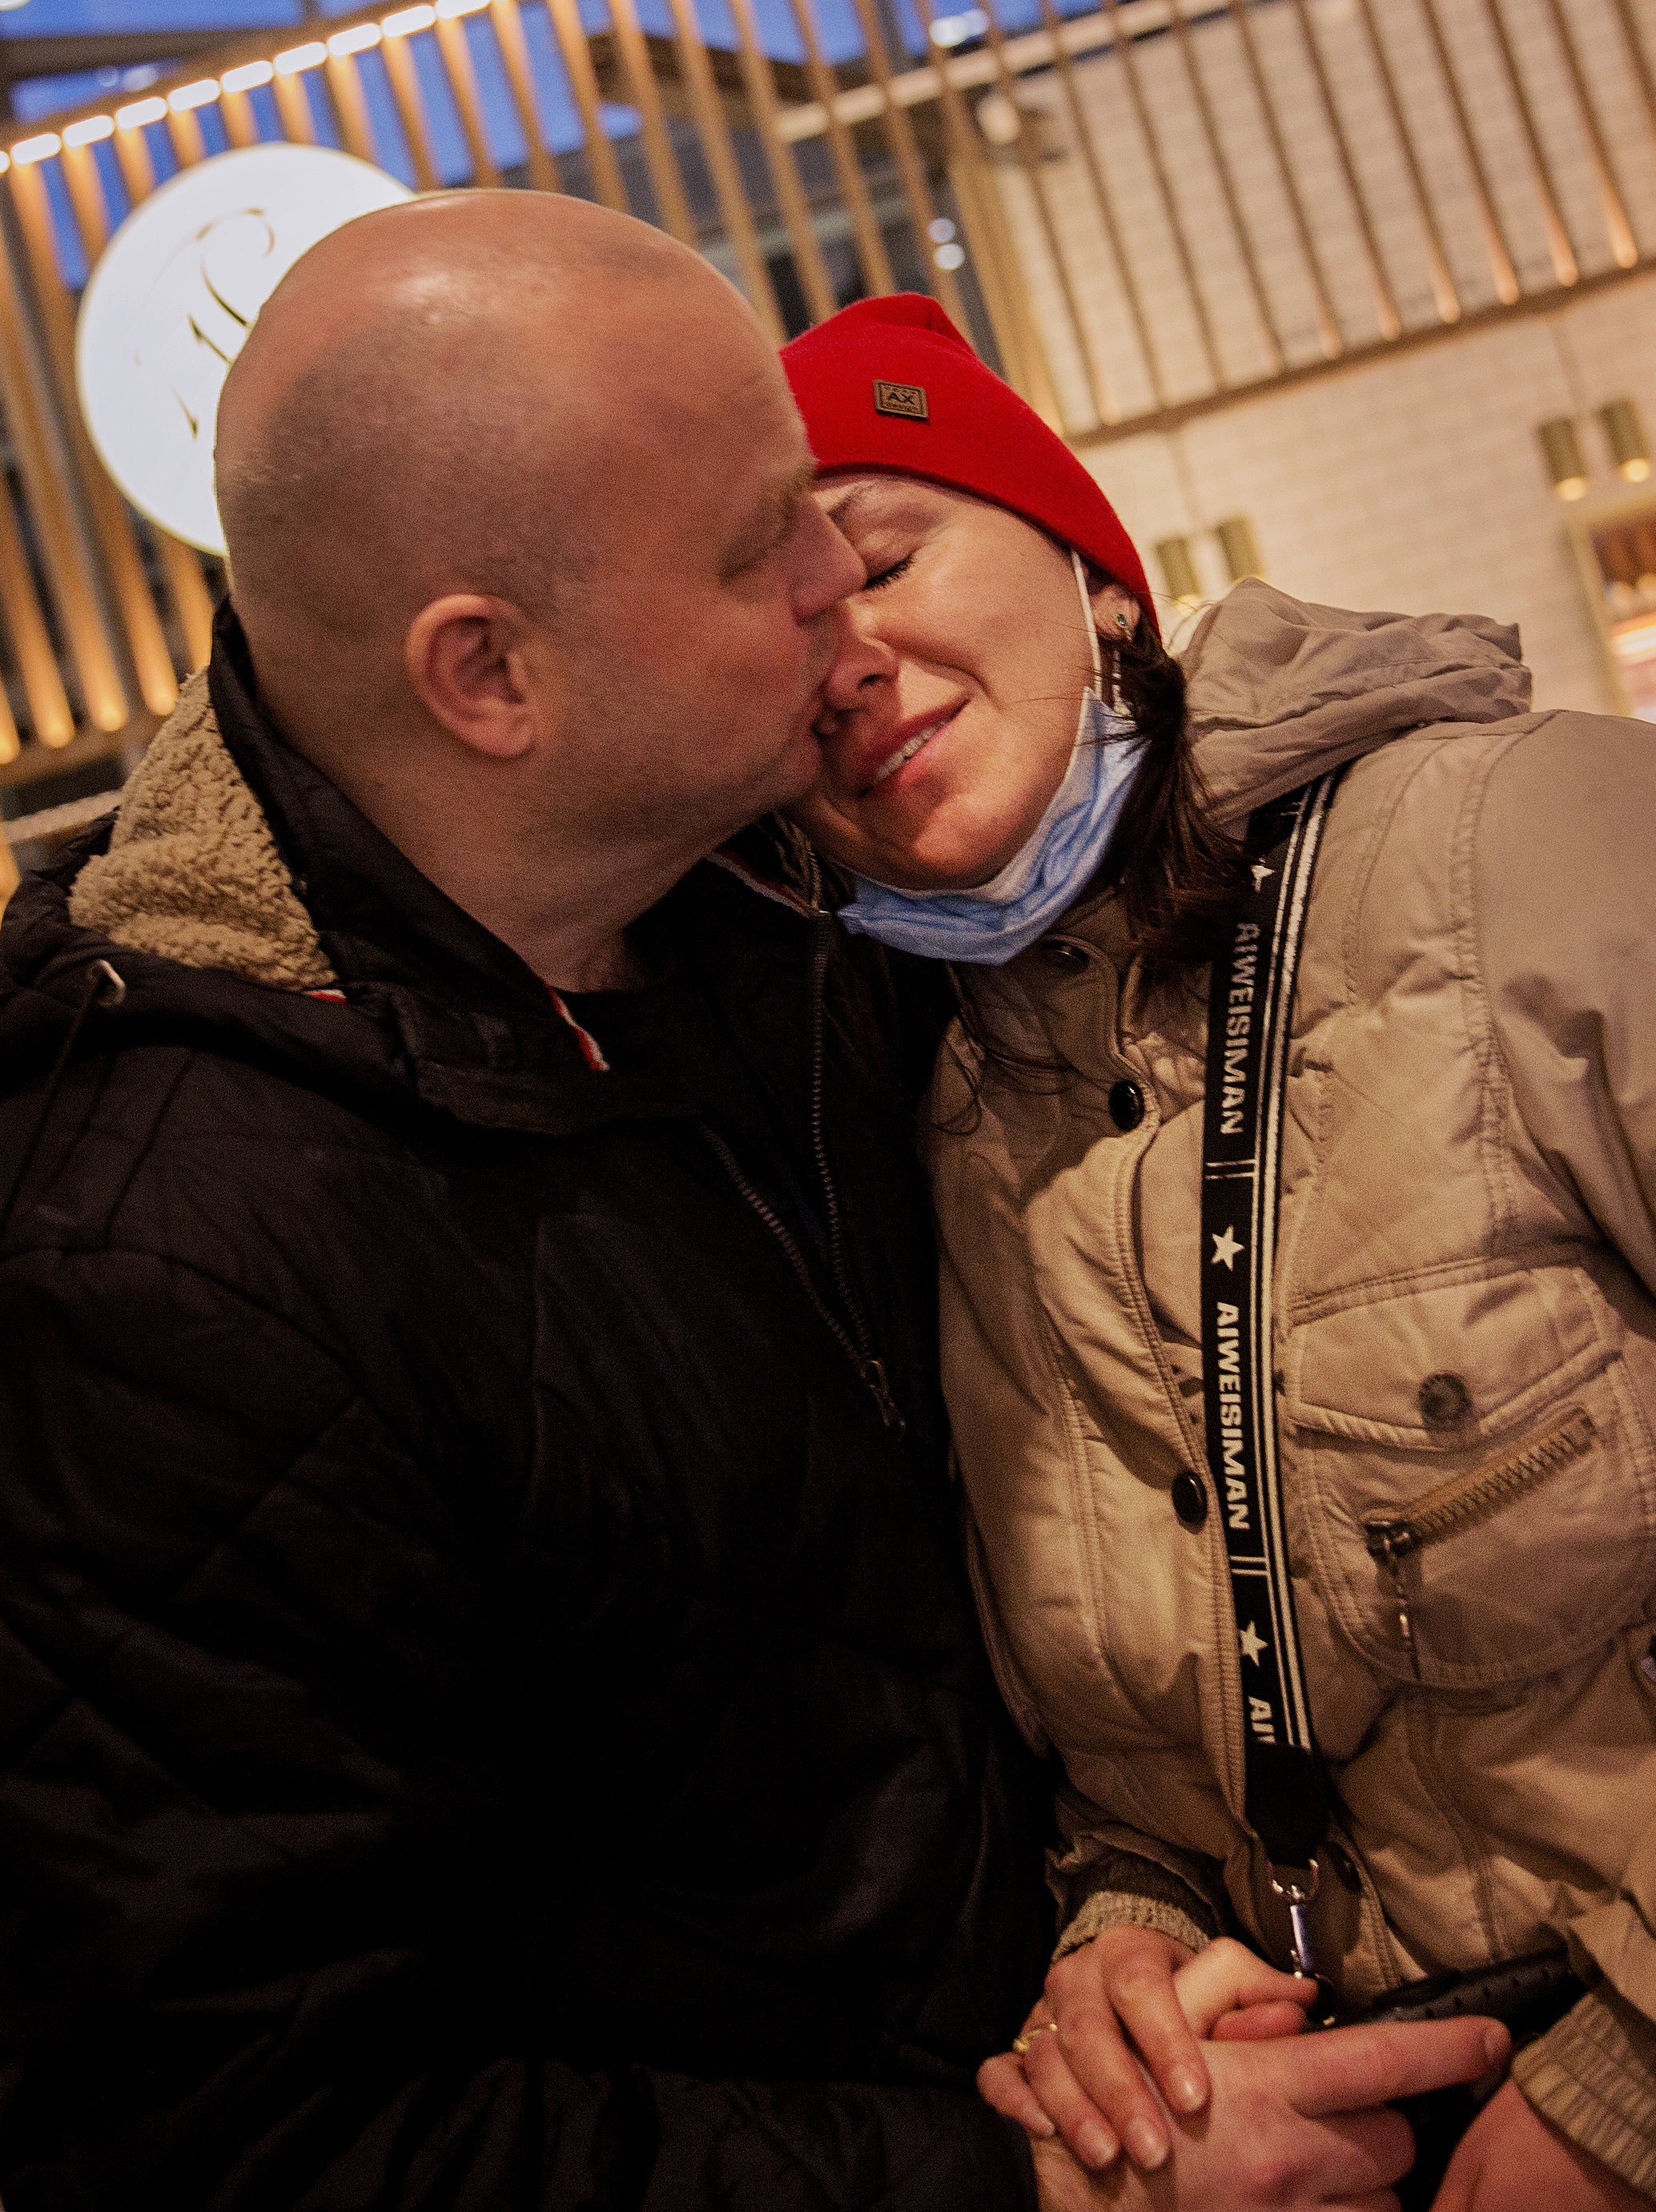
[{"left": 928, "top": 580, "right": 1656, "bottom": 2194}]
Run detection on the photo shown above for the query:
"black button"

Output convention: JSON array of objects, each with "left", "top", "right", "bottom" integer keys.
[
  {"left": 1418, "top": 1372, "right": 1473, "bottom": 1430},
  {"left": 1108, "top": 1079, "right": 1144, "bottom": 1132},
  {"left": 1172, "top": 1470, "right": 1208, "bottom": 1528},
  {"left": 1326, "top": 1840, "right": 1363, "bottom": 1894},
  {"left": 1040, "top": 940, "right": 1087, "bottom": 972}
]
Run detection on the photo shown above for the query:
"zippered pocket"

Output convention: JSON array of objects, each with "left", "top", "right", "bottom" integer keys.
[{"left": 1362, "top": 1410, "right": 1596, "bottom": 1675}]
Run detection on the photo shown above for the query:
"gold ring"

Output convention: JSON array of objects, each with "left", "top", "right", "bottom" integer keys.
[{"left": 1011, "top": 2021, "right": 1062, "bottom": 2057}]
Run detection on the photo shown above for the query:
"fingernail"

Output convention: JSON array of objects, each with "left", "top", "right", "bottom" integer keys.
[
  {"left": 1028, "top": 2115, "right": 1057, "bottom": 2139},
  {"left": 1125, "top": 2121, "right": 1169, "bottom": 2170},
  {"left": 1482, "top": 2023, "right": 1511, "bottom": 2069},
  {"left": 1168, "top": 2064, "right": 1206, "bottom": 2114},
  {"left": 1076, "top": 2123, "right": 1118, "bottom": 2170}
]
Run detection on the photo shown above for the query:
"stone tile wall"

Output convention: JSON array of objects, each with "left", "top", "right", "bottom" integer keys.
[{"left": 995, "top": 0, "right": 1656, "bottom": 707}]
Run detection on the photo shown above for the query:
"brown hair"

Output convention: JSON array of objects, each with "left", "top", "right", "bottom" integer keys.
[{"left": 1104, "top": 612, "right": 1248, "bottom": 981}]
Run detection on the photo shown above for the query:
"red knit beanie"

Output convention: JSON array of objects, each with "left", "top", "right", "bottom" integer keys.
[{"left": 780, "top": 294, "right": 1156, "bottom": 636}]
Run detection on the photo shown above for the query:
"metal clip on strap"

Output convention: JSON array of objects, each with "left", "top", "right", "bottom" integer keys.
[
  {"left": 1200, "top": 773, "right": 1344, "bottom": 1981},
  {"left": 1270, "top": 1860, "right": 1321, "bottom": 1980}
]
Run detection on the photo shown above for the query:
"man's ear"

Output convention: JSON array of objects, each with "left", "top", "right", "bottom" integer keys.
[{"left": 404, "top": 594, "right": 546, "bottom": 759}]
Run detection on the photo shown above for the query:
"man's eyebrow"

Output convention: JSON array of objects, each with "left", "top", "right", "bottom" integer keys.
[
  {"left": 721, "top": 458, "right": 820, "bottom": 573},
  {"left": 776, "top": 457, "right": 822, "bottom": 516},
  {"left": 757, "top": 458, "right": 821, "bottom": 525}
]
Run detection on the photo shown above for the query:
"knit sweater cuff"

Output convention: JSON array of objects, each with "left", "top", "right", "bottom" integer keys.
[
  {"left": 1511, "top": 1986, "right": 1656, "bottom": 2199},
  {"left": 1051, "top": 1848, "right": 1221, "bottom": 1963}
]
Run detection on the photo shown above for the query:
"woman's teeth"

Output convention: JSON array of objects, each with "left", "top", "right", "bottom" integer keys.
[{"left": 870, "top": 725, "right": 939, "bottom": 788}]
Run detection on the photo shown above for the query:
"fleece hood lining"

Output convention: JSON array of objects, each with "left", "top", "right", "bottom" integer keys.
[{"left": 68, "top": 671, "right": 337, "bottom": 993}]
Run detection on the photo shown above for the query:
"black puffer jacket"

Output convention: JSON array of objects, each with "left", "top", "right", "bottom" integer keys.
[{"left": 0, "top": 615, "right": 1053, "bottom": 2211}]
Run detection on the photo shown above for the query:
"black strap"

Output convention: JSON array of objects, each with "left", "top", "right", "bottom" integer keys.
[{"left": 1200, "top": 773, "right": 1344, "bottom": 1923}]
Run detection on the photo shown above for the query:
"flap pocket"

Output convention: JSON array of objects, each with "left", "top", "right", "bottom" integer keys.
[
  {"left": 1289, "top": 1274, "right": 1656, "bottom": 1688},
  {"left": 1283, "top": 1267, "right": 1603, "bottom": 1446}
]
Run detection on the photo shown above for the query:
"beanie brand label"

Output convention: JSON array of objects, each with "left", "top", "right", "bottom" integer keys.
[{"left": 873, "top": 380, "right": 928, "bottom": 420}]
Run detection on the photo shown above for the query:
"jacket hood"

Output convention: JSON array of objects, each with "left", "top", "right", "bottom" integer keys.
[{"left": 1182, "top": 578, "right": 1532, "bottom": 826}]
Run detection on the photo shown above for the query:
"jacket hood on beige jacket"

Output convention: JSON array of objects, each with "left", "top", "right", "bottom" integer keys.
[
  {"left": 1180, "top": 580, "right": 1530, "bottom": 822},
  {"left": 927, "top": 579, "right": 1656, "bottom": 2195}
]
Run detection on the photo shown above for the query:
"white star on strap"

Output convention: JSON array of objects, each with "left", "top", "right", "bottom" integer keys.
[
  {"left": 1240, "top": 1621, "right": 1268, "bottom": 1665},
  {"left": 1211, "top": 1225, "right": 1244, "bottom": 1269}
]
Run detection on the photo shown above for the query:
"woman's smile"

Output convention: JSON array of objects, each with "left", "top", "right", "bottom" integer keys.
[{"left": 855, "top": 700, "right": 966, "bottom": 794}]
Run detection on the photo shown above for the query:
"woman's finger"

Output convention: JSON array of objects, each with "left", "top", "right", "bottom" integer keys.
[
  {"left": 976, "top": 2052, "right": 1057, "bottom": 2138},
  {"left": 1021, "top": 2024, "right": 1128, "bottom": 2173},
  {"left": 1171, "top": 1934, "right": 1315, "bottom": 2037},
  {"left": 1050, "top": 1928, "right": 1208, "bottom": 2123},
  {"left": 1210, "top": 1998, "right": 1315, "bottom": 2042}
]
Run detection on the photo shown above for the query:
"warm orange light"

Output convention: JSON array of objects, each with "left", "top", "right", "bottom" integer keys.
[
  {"left": 1602, "top": 400, "right": 1651, "bottom": 485},
  {"left": 1538, "top": 416, "right": 1589, "bottom": 501}
]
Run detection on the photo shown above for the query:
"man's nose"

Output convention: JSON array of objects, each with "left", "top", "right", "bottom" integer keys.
[{"left": 792, "top": 497, "right": 866, "bottom": 623}]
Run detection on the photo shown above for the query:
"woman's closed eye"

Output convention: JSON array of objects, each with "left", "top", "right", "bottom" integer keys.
[{"left": 859, "top": 552, "right": 914, "bottom": 591}]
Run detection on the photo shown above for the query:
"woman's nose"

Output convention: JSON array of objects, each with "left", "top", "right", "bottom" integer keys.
[{"left": 818, "top": 603, "right": 898, "bottom": 715}]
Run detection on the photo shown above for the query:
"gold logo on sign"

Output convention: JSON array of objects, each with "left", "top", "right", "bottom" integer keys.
[{"left": 873, "top": 380, "right": 928, "bottom": 420}]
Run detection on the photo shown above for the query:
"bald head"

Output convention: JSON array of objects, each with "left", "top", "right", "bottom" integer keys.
[
  {"left": 215, "top": 191, "right": 757, "bottom": 650},
  {"left": 207, "top": 188, "right": 855, "bottom": 992}
]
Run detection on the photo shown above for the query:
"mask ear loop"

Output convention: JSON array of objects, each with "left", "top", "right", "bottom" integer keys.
[
  {"left": 1072, "top": 549, "right": 1103, "bottom": 700},
  {"left": 1072, "top": 548, "right": 1131, "bottom": 715}
]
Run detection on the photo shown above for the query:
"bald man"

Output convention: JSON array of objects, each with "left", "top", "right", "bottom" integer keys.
[{"left": 0, "top": 193, "right": 1056, "bottom": 2207}]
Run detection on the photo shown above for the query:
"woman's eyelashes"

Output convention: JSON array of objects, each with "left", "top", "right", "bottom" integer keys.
[{"left": 859, "top": 551, "right": 914, "bottom": 591}]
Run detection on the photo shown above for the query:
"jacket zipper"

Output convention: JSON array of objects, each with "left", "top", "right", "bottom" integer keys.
[
  {"left": 1362, "top": 1407, "right": 1595, "bottom": 1673},
  {"left": 697, "top": 908, "right": 903, "bottom": 1434}
]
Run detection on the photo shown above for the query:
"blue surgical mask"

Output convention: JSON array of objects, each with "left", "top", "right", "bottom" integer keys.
[{"left": 836, "top": 553, "right": 1144, "bottom": 966}]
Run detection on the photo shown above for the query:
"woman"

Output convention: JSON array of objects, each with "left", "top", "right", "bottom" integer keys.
[{"left": 779, "top": 295, "right": 1656, "bottom": 2210}]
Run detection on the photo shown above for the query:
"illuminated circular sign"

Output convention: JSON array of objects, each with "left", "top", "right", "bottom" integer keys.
[{"left": 76, "top": 143, "right": 413, "bottom": 555}]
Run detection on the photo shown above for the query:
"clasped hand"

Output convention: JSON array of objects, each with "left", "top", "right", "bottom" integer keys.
[
  {"left": 983, "top": 1930, "right": 1641, "bottom": 2210},
  {"left": 979, "top": 1928, "right": 1573, "bottom": 2210},
  {"left": 982, "top": 1928, "right": 1320, "bottom": 2175}
]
